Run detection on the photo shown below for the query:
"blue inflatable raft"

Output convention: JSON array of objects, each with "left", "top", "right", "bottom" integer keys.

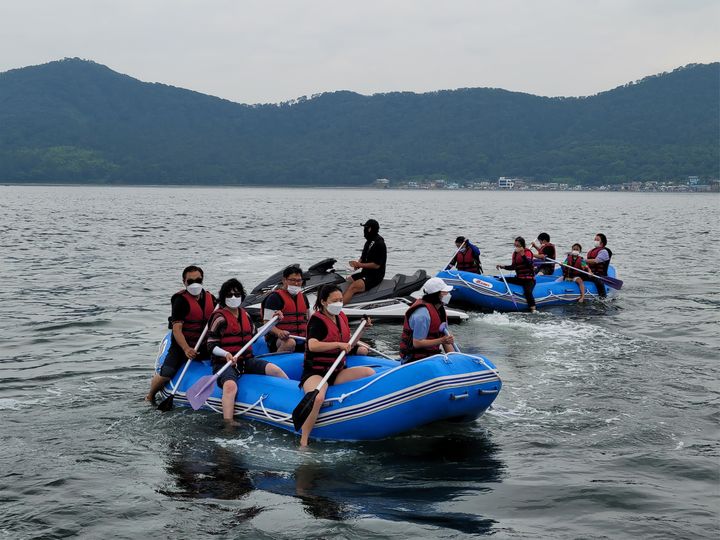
[
  {"left": 154, "top": 332, "right": 502, "bottom": 441},
  {"left": 436, "top": 266, "right": 618, "bottom": 312}
]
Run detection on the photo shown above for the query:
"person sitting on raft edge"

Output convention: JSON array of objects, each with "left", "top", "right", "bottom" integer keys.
[
  {"left": 298, "top": 284, "right": 374, "bottom": 447},
  {"left": 146, "top": 265, "right": 216, "bottom": 404},
  {"left": 446, "top": 236, "right": 483, "bottom": 274},
  {"left": 261, "top": 265, "right": 310, "bottom": 353},
  {"left": 208, "top": 278, "right": 288, "bottom": 426},
  {"left": 399, "top": 277, "right": 455, "bottom": 364}
]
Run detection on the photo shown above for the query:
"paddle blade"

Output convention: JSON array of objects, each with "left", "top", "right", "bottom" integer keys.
[
  {"left": 156, "top": 394, "right": 174, "bottom": 412},
  {"left": 602, "top": 275, "right": 623, "bottom": 290},
  {"left": 186, "top": 374, "right": 217, "bottom": 410},
  {"left": 292, "top": 389, "right": 319, "bottom": 432}
]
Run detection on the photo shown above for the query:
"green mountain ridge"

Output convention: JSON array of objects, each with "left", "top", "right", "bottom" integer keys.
[{"left": 0, "top": 58, "right": 717, "bottom": 185}]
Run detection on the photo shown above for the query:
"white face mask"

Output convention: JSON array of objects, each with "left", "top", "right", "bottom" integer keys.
[
  {"left": 326, "top": 301, "right": 343, "bottom": 315},
  {"left": 593, "top": 240, "right": 601, "bottom": 248},
  {"left": 225, "top": 295, "right": 242, "bottom": 309},
  {"left": 186, "top": 283, "right": 203, "bottom": 296},
  {"left": 287, "top": 285, "right": 302, "bottom": 296},
  {"left": 571, "top": 250, "right": 580, "bottom": 257},
  {"left": 441, "top": 293, "right": 451, "bottom": 305}
]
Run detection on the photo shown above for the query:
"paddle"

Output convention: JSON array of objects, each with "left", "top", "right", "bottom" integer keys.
[
  {"left": 440, "top": 322, "right": 461, "bottom": 353},
  {"left": 186, "top": 315, "right": 280, "bottom": 411},
  {"left": 157, "top": 307, "right": 219, "bottom": 412},
  {"left": 546, "top": 257, "right": 623, "bottom": 290},
  {"left": 443, "top": 239, "right": 467, "bottom": 271},
  {"left": 496, "top": 268, "right": 519, "bottom": 310},
  {"left": 289, "top": 334, "right": 395, "bottom": 362},
  {"left": 292, "top": 319, "right": 368, "bottom": 431}
]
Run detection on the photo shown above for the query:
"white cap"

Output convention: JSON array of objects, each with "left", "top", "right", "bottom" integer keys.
[{"left": 422, "top": 277, "right": 453, "bottom": 295}]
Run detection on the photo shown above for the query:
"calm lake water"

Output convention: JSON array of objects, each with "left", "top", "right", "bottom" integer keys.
[{"left": 1, "top": 186, "right": 718, "bottom": 539}]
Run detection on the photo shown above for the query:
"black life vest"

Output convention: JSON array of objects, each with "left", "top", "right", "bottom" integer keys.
[
  {"left": 209, "top": 307, "right": 254, "bottom": 363},
  {"left": 303, "top": 311, "right": 351, "bottom": 377},
  {"left": 455, "top": 248, "right": 480, "bottom": 273},
  {"left": 261, "top": 289, "right": 308, "bottom": 337},
  {"left": 171, "top": 290, "right": 215, "bottom": 348},
  {"left": 512, "top": 249, "right": 535, "bottom": 280},
  {"left": 536, "top": 243, "right": 556, "bottom": 275},
  {"left": 399, "top": 300, "right": 448, "bottom": 362},
  {"left": 562, "top": 255, "right": 585, "bottom": 279},
  {"left": 587, "top": 246, "right": 612, "bottom": 276}
]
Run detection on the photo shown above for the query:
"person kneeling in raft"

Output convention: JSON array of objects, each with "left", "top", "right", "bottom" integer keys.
[
  {"left": 298, "top": 284, "right": 374, "bottom": 447},
  {"left": 207, "top": 278, "right": 288, "bottom": 425}
]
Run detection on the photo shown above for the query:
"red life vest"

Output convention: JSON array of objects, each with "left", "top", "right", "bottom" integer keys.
[
  {"left": 455, "top": 248, "right": 480, "bottom": 273},
  {"left": 512, "top": 249, "right": 535, "bottom": 280},
  {"left": 562, "top": 255, "right": 585, "bottom": 279},
  {"left": 210, "top": 307, "right": 254, "bottom": 362},
  {"left": 536, "top": 243, "right": 556, "bottom": 275},
  {"left": 399, "top": 300, "right": 448, "bottom": 362},
  {"left": 587, "top": 246, "right": 612, "bottom": 276},
  {"left": 303, "top": 311, "right": 351, "bottom": 377},
  {"left": 262, "top": 289, "right": 308, "bottom": 337},
  {"left": 172, "top": 290, "right": 215, "bottom": 348}
]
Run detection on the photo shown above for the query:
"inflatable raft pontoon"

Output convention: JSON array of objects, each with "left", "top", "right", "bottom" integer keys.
[
  {"left": 437, "top": 266, "right": 618, "bottom": 312},
  {"left": 155, "top": 332, "right": 501, "bottom": 441}
]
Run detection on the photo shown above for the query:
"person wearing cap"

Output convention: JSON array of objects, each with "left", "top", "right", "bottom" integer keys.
[
  {"left": 398, "top": 277, "right": 455, "bottom": 363},
  {"left": 446, "top": 236, "right": 483, "bottom": 274},
  {"left": 343, "top": 219, "right": 387, "bottom": 304}
]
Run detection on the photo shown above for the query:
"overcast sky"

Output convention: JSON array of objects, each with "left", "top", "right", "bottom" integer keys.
[{"left": 1, "top": 0, "right": 718, "bottom": 104}]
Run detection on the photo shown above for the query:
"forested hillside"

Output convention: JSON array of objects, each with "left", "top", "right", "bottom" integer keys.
[{"left": 0, "top": 58, "right": 717, "bottom": 185}]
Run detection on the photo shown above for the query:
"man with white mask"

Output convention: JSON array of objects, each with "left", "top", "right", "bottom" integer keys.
[
  {"left": 261, "top": 266, "right": 311, "bottom": 353},
  {"left": 146, "top": 265, "right": 216, "bottom": 403}
]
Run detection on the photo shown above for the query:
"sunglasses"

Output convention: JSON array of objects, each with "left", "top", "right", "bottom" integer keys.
[
  {"left": 186, "top": 277, "right": 203, "bottom": 285},
  {"left": 285, "top": 278, "right": 303, "bottom": 284},
  {"left": 226, "top": 292, "right": 242, "bottom": 299}
]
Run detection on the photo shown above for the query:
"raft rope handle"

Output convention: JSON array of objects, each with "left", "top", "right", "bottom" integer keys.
[{"left": 445, "top": 269, "right": 520, "bottom": 302}]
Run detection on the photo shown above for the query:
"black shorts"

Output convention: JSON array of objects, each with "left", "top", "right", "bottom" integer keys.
[
  {"left": 159, "top": 342, "right": 208, "bottom": 378},
  {"left": 351, "top": 273, "right": 383, "bottom": 291},
  {"left": 213, "top": 357, "right": 270, "bottom": 388}
]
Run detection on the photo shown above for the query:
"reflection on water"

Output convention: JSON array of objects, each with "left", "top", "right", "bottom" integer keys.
[{"left": 291, "top": 428, "right": 504, "bottom": 534}]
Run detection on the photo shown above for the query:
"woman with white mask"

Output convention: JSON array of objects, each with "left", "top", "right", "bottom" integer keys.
[
  {"left": 298, "top": 284, "right": 374, "bottom": 447},
  {"left": 207, "top": 278, "right": 288, "bottom": 425}
]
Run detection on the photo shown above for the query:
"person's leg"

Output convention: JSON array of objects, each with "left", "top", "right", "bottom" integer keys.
[
  {"left": 300, "top": 375, "right": 325, "bottom": 447},
  {"left": 276, "top": 337, "right": 297, "bottom": 353},
  {"left": 334, "top": 366, "right": 375, "bottom": 384},
  {"left": 221, "top": 379, "right": 238, "bottom": 422},
  {"left": 264, "top": 362, "right": 289, "bottom": 379},
  {"left": 522, "top": 280, "right": 536, "bottom": 312},
  {"left": 575, "top": 277, "right": 585, "bottom": 302},
  {"left": 145, "top": 374, "right": 170, "bottom": 402},
  {"left": 343, "top": 276, "right": 366, "bottom": 304}
]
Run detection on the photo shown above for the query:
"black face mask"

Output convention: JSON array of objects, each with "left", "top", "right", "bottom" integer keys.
[{"left": 364, "top": 227, "right": 376, "bottom": 240}]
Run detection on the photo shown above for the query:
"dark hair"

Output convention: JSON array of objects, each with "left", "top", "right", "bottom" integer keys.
[
  {"left": 218, "top": 278, "right": 246, "bottom": 307},
  {"left": 514, "top": 236, "right": 526, "bottom": 248},
  {"left": 422, "top": 291, "right": 443, "bottom": 304},
  {"left": 538, "top": 233, "right": 550, "bottom": 242},
  {"left": 596, "top": 233, "right": 607, "bottom": 246},
  {"left": 283, "top": 265, "right": 303, "bottom": 279},
  {"left": 182, "top": 265, "right": 204, "bottom": 280},
  {"left": 455, "top": 236, "right": 466, "bottom": 244},
  {"left": 314, "top": 284, "right": 341, "bottom": 311},
  {"left": 572, "top": 243, "right": 582, "bottom": 251}
]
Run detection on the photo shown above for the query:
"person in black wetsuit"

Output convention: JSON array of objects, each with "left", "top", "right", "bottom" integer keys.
[{"left": 343, "top": 219, "right": 387, "bottom": 305}]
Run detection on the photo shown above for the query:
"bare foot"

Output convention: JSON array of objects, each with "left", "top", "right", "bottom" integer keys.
[
  {"left": 144, "top": 394, "right": 156, "bottom": 404},
  {"left": 578, "top": 297, "right": 585, "bottom": 303},
  {"left": 223, "top": 419, "right": 242, "bottom": 429}
]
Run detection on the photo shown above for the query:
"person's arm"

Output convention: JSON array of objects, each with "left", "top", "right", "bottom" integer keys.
[
  {"left": 170, "top": 296, "right": 196, "bottom": 358},
  {"left": 263, "top": 293, "right": 290, "bottom": 339},
  {"left": 207, "top": 315, "right": 236, "bottom": 363},
  {"left": 409, "top": 308, "right": 453, "bottom": 350}
]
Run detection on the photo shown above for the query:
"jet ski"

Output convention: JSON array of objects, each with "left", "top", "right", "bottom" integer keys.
[{"left": 243, "top": 259, "right": 469, "bottom": 322}]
